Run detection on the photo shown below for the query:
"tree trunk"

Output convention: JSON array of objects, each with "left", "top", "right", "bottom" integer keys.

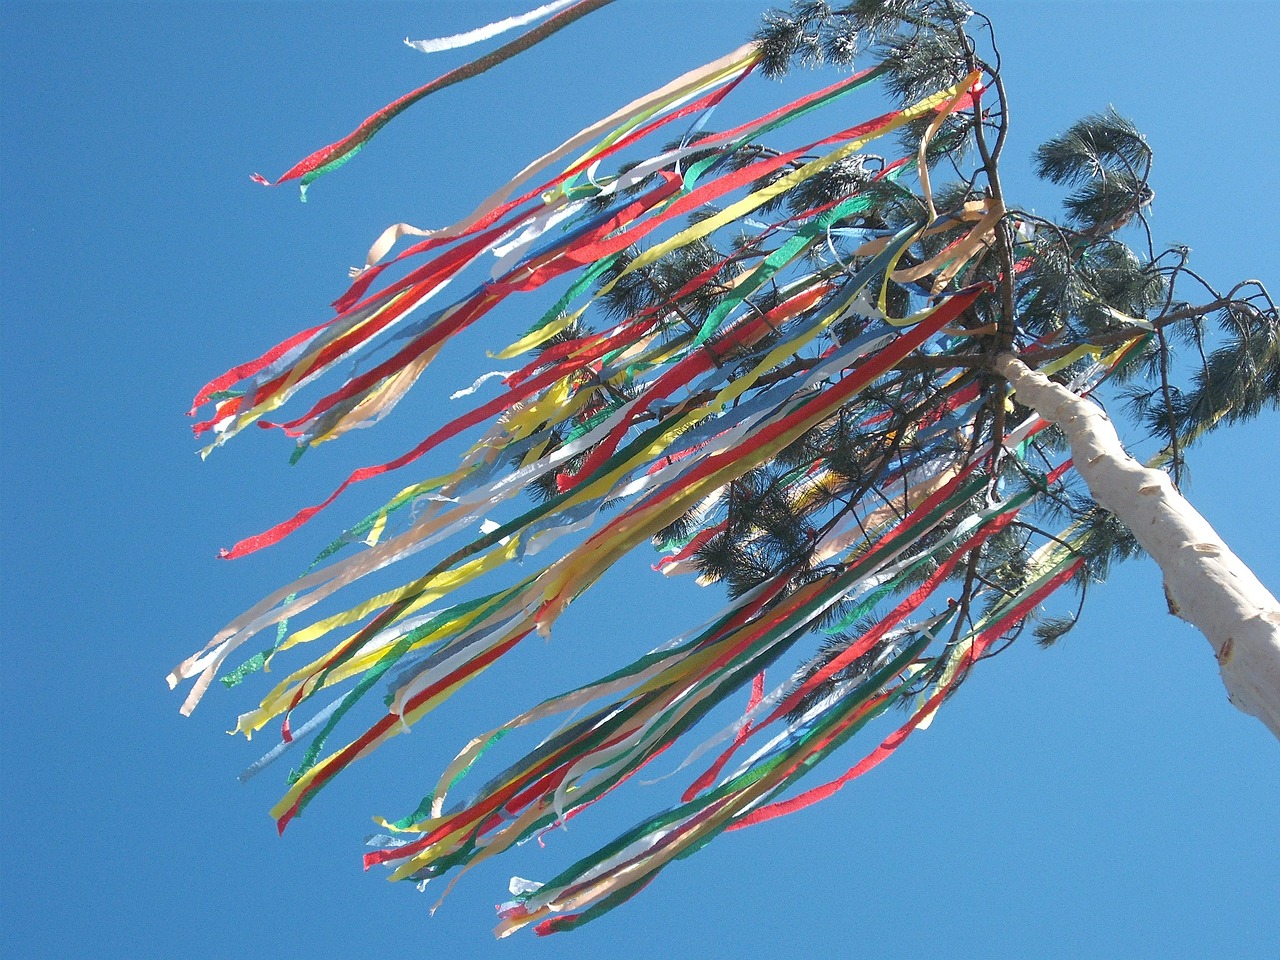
[{"left": 995, "top": 354, "right": 1280, "bottom": 741}]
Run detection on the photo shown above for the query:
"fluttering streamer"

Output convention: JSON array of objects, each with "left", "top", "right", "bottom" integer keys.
[
  {"left": 176, "top": 35, "right": 1134, "bottom": 935},
  {"left": 405, "top": 2, "right": 581, "bottom": 55}
]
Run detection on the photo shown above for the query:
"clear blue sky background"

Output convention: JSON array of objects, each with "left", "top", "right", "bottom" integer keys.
[{"left": 3, "top": 2, "right": 1277, "bottom": 958}]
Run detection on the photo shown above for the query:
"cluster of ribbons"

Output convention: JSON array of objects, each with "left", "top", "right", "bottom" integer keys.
[{"left": 174, "top": 34, "right": 1134, "bottom": 935}]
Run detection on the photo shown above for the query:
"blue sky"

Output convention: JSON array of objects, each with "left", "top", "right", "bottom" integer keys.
[{"left": 2, "top": 2, "right": 1277, "bottom": 958}]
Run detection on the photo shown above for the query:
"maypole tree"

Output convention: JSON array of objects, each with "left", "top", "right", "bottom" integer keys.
[{"left": 171, "top": 0, "right": 1280, "bottom": 936}]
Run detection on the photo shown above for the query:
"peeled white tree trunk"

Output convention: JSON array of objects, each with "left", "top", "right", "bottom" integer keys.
[{"left": 996, "top": 354, "right": 1280, "bottom": 741}]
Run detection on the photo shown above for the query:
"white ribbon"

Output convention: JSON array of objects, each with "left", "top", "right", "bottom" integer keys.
[{"left": 405, "top": 1, "right": 578, "bottom": 54}]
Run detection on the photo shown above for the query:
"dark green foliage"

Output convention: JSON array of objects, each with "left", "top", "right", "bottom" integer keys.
[
  {"left": 785, "top": 621, "right": 891, "bottom": 720},
  {"left": 782, "top": 155, "right": 877, "bottom": 218},
  {"left": 1034, "top": 109, "right": 1154, "bottom": 234},
  {"left": 1069, "top": 504, "right": 1143, "bottom": 585},
  {"left": 652, "top": 510, "right": 699, "bottom": 551},
  {"left": 753, "top": 0, "right": 976, "bottom": 87},
  {"left": 1074, "top": 243, "right": 1167, "bottom": 333},
  {"left": 1062, "top": 172, "right": 1154, "bottom": 234},
  {"left": 878, "top": 25, "right": 970, "bottom": 105},
  {"left": 977, "top": 523, "right": 1033, "bottom": 613},
  {"left": 1178, "top": 303, "right": 1280, "bottom": 434},
  {"left": 1032, "top": 615, "right": 1077, "bottom": 648},
  {"left": 1013, "top": 234, "right": 1079, "bottom": 336},
  {"left": 1034, "top": 109, "right": 1151, "bottom": 188},
  {"left": 755, "top": 1, "right": 861, "bottom": 80},
  {"left": 597, "top": 240, "right": 732, "bottom": 331}
]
